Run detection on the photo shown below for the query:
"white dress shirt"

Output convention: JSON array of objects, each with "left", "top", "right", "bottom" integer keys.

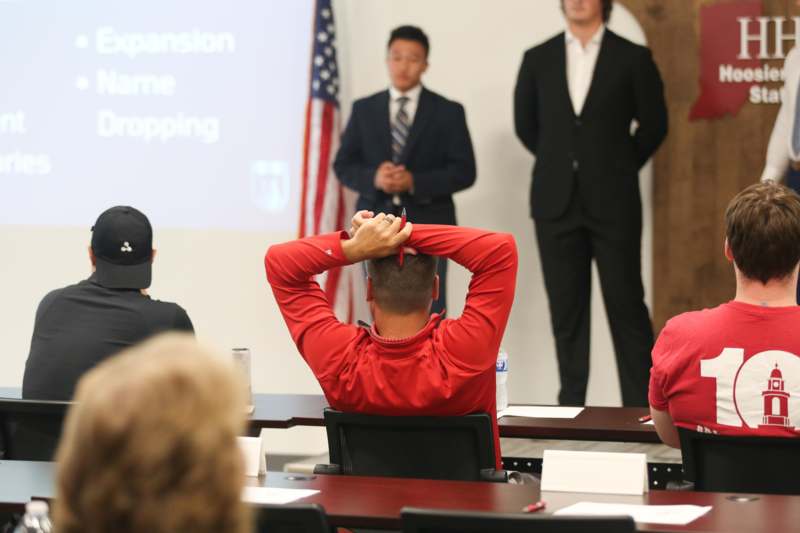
[
  {"left": 389, "top": 84, "right": 422, "bottom": 125},
  {"left": 762, "top": 47, "right": 800, "bottom": 181},
  {"left": 565, "top": 26, "right": 605, "bottom": 116}
]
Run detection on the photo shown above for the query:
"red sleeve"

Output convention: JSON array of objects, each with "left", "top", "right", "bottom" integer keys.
[
  {"left": 407, "top": 224, "right": 518, "bottom": 372},
  {"left": 648, "top": 323, "right": 674, "bottom": 411},
  {"left": 265, "top": 232, "right": 360, "bottom": 381}
]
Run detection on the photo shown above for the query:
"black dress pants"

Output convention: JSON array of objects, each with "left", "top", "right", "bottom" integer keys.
[{"left": 534, "top": 192, "right": 653, "bottom": 407}]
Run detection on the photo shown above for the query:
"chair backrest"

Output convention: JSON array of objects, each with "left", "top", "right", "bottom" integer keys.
[
  {"left": 401, "top": 508, "right": 636, "bottom": 533},
  {"left": 254, "top": 503, "right": 331, "bottom": 533},
  {"left": 678, "top": 427, "right": 800, "bottom": 494},
  {"left": 0, "top": 398, "right": 72, "bottom": 461},
  {"left": 322, "top": 409, "right": 496, "bottom": 481}
]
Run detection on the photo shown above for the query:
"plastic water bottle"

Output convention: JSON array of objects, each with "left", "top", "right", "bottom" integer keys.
[
  {"left": 232, "top": 347, "right": 254, "bottom": 411},
  {"left": 496, "top": 347, "right": 509, "bottom": 412},
  {"left": 14, "top": 501, "right": 52, "bottom": 533}
]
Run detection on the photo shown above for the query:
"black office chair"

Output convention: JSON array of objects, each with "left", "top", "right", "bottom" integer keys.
[
  {"left": 314, "top": 409, "right": 508, "bottom": 482},
  {"left": 254, "top": 503, "right": 332, "bottom": 533},
  {"left": 678, "top": 427, "right": 800, "bottom": 494},
  {"left": 0, "top": 397, "right": 72, "bottom": 461},
  {"left": 401, "top": 508, "right": 636, "bottom": 533}
]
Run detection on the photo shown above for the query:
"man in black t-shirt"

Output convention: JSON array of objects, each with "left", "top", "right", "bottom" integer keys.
[{"left": 22, "top": 206, "right": 194, "bottom": 401}]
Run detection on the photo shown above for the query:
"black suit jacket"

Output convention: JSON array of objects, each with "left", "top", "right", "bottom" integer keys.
[
  {"left": 514, "top": 30, "right": 668, "bottom": 221},
  {"left": 334, "top": 87, "right": 476, "bottom": 225}
]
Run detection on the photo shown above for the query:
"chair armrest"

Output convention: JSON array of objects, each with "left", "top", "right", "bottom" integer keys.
[
  {"left": 479, "top": 468, "right": 509, "bottom": 483},
  {"left": 313, "top": 463, "right": 342, "bottom": 476}
]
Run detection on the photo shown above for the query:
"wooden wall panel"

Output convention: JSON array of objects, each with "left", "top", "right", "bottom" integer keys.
[{"left": 618, "top": 0, "right": 793, "bottom": 329}]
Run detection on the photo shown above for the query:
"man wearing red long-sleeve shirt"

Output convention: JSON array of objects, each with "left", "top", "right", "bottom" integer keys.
[{"left": 265, "top": 211, "right": 518, "bottom": 467}]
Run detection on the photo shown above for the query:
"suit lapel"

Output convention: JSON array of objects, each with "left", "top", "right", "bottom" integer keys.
[
  {"left": 555, "top": 34, "right": 576, "bottom": 117},
  {"left": 374, "top": 90, "right": 392, "bottom": 160},
  {"left": 400, "top": 87, "right": 433, "bottom": 163},
  {"left": 579, "top": 30, "right": 613, "bottom": 117}
]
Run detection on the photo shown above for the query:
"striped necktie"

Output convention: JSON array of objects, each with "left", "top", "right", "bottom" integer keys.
[
  {"left": 390, "top": 96, "right": 410, "bottom": 206},
  {"left": 392, "top": 96, "right": 410, "bottom": 164}
]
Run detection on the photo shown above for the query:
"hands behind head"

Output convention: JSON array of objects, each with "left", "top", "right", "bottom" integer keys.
[
  {"left": 342, "top": 211, "right": 413, "bottom": 263},
  {"left": 349, "top": 209, "right": 375, "bottom": 236}
]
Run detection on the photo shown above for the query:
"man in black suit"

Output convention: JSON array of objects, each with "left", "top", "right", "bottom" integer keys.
[
  {"left": 514, "top": 0, "right": 667, "bottom": 406},
  {"left": 334, "top": 25, "right": 476, "bottom": 315}
]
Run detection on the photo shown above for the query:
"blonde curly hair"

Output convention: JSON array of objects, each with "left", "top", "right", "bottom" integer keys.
[{"left": 54, "top": 333, "right": 249, "bottom": 533}]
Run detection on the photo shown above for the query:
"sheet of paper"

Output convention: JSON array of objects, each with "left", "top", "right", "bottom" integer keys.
[
  {"left": 497, "top": 405, "right": 584, "bottom": 419},
  {"left": 241, "top": 486, "right": 319, "bottom": 505},
  {"left": 554, "top": 502, "right": 712, "bottom": 525},
  {"left": 643, "top": 419, "right": 654, "bottom": 425}
]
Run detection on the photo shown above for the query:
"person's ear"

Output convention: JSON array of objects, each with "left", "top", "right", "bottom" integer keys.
[
  {"left": 431, "top": 274, "right": 440, "bottom": 301},
  {"left": 724, "top": 238, "right": 734, "bottom": 263},
  {"left": 88, "top": 246, "right": 96, "bottom": 267},
  {"left": 150, "top": 248, "right": 157, "bottom": 264},
  {"left": 366, "top": 277, "right": 375, "bottom": 302}
]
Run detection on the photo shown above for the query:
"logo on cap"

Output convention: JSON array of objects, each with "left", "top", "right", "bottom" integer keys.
[{"left": 121, "top": 241, "right": 133, "bottom": 253}]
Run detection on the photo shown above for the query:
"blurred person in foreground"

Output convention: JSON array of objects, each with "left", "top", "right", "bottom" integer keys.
[{"left": 53, "top": 333, "right": 249, "bottom": 533}]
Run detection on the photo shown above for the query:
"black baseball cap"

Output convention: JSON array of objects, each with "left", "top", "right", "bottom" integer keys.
[{"left": 90, "top": 206, "right": 153, "bottom": 289}]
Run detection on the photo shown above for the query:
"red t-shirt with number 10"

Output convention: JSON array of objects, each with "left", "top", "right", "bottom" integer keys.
[{"left": 649, "top": 301, "right": 800, "bottom": 437}]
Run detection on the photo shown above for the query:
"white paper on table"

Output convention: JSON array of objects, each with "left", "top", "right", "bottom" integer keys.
[
  {"left": 241, "top": 486, "right": 320, "bottom": 505},
  {"left": 643, "top": 419, "right": 654, "bottom": 425},
  {"left": 554, "top": 502, "right": 712, "bottom": 525},
  {"left": 497, "top": 405, "right": 584, "bottom": 419}
]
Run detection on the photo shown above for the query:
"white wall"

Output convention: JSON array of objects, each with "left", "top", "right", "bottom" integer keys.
[{"left": 0, "top": 1, "right": 652, "bottom": 455}]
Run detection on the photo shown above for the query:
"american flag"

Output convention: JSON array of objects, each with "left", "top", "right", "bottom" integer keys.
[{"left": 299, "top": 0, "right": 358, "bottom": 322}]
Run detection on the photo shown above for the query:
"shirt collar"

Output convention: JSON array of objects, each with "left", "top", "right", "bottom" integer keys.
[
  {"left": 87, "top": 271, "right": 144, "bottom": 293},
  {"left": 389, "top": 84, "right": 422, "bottom": 104},
  {"left": 365, "top": 311, "right": 445, "bottom": 353},
  {"left": 565, "top": 25, "right": 605, "bottom": 47}
]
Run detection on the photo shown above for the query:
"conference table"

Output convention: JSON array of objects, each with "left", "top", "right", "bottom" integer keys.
[
  {"left": 0, "top": 387, "right": 658, "bottom": 442},
  {"left": 0, "top": 460, "right": 795, "bottom": 532}
]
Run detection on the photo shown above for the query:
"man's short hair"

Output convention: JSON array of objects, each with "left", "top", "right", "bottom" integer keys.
[
  {"left": 387, "top": 25, "right": 430, "bottom": 57},
  {"left": 725, "top": 181, "right": 800, "bottom": 284},
  {"left": 560, "top": 0, "right": 613, "bottom": 23},
  {"left": 367, "top": 254, "right": 438, "bottom": 314}
]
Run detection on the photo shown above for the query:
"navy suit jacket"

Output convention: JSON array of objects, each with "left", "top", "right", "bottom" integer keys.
[{"left": 334, "top": 87, "right": 476, "bottom": 225}]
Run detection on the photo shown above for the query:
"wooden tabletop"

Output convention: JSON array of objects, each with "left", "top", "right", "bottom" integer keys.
[
  {"left": 249, "top": 393, "right": 328, "bottom": 429},
  {"left": 255, "top": 400, "right": 661, "bottom": 443},
  {"left": 0, "top": 387, "right": 328, "bottom": 432},
  {"left": 1, "top": 387, "right": 659, "bottom": 442},
  {"left": 498, "top": 406, "right": 659, "bottom": 443},
  {"left": 1, "top": 461, "right": 797, "bottom": 532}
]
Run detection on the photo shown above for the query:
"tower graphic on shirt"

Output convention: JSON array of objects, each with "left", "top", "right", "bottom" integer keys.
[{"left": 760, "top": 364, "right": 791, "bottom": 428}]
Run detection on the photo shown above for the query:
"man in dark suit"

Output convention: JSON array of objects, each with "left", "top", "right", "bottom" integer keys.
[
  {"left": 334, "top": 25, "right": 476, "bottom": 315},
  {"left": 514, "top": 0, "right": 668, "bottom": 406}
]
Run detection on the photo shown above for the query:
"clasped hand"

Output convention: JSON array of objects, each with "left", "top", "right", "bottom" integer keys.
[
  {"left": 374, "top": 162, "right": 413, "bottom": 194},
  {"left": 342, "top": 211, "right": 413, "bottom": 263}
]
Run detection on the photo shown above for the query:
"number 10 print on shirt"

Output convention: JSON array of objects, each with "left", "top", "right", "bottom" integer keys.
[{"left": 702, "top": 348, "right": 800, "bottom": 431}]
